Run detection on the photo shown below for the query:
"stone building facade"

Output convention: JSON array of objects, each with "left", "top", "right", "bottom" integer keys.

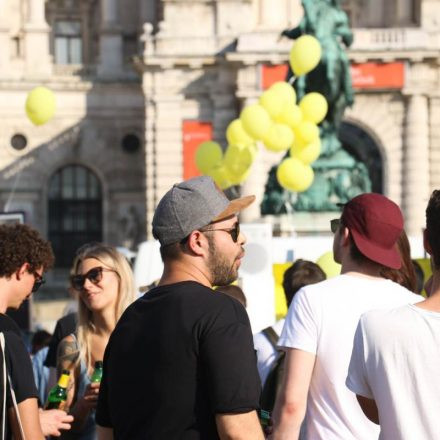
[
  {"left": 138, "top": 0, "right": 438, "bottom": 240},
  {"left": 0, "top": 0, "right": 438, "bottom": 299}
]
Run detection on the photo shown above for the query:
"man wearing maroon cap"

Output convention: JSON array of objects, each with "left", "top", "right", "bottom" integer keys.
[
  {"left": 271, "top": 193, "right": 421, "bottom": 440},
  {"left": 346, "top": 190, "right": 440, "bottom": 439}
]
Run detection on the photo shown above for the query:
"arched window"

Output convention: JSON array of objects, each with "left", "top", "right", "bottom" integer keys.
[
  {"left": 339, "top": 121, "right": 383, "bottom": 194},
  {"left": 48, "top": 165, "right": 102, "bottom": 268}
]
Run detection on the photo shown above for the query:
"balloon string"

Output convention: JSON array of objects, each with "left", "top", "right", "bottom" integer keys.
[{"left": 288, "top": 75, "right": 297, "bottom": 86}]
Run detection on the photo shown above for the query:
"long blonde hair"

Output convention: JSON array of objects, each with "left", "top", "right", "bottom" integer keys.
[{"left": 72, "top": 243, "right": 136, "bottom": 370}]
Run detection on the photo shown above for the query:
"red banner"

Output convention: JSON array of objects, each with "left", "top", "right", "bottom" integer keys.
[
  {"left": 351, "top": 62, "right": 405, "bottom": 89},
  {"left": 182, "top": 120, "right": 213, "bottom": 180},
  {"left": 261, "top": 62, "right": 405, "bottom": 91},
  {"left": 261, "top": 64, "right": 289, "bottom": 90}
]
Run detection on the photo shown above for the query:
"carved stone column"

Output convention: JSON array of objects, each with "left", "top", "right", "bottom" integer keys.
[
  {"left": 97, "top": 0, "right": 123, "bottom": 78},
  {"left": 23, "top": 0, "right": 51, "bottom": 75},
  {"left": 403, "top": 94, "right": 430, "bottom": 236}
]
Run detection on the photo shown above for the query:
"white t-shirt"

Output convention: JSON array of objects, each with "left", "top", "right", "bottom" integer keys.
[
  {"left": 278, "top": 274, "right": 421, "bottom": 440},
  {"left": 347, "top": 304, "right": 440, "bottom": 440},
  {"left": 253, "top": 318, "right": 285, "bottom": 385}
]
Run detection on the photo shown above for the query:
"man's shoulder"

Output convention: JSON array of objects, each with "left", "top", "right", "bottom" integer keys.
[
  {"left": 294, "top": 276, "right": 343, "bottom": 300},
  {"left": 360, "top": 304, "right": 414, "bottom": 332},
  {"left": 0, "top": 313, "right": 21, "bottom": 334}
]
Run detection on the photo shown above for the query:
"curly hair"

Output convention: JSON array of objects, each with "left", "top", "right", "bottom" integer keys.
[
  {"left": 426, "top": 190, "right": 440, "bottom": 269},
  {"left": 0, "top": 223, "right": 54, "bottom": 277}
]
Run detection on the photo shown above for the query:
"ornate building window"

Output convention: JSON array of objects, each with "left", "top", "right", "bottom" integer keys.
[
  {"left": 47, "top": 0, "right": 99, "bottom": 67},
  {"left": 341, "top": 0, "right": 420, "bottom": 27},
  {"left": 54, "top": 20, "right": 82, "bottom": 64},
  {"left": 48, "top": 165, "right": 102, "bottom": 268}
]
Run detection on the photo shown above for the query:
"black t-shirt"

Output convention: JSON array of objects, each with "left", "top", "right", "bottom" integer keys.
[
  {"left": 0, "top": 314, "right": 38, "bottom": 439},
  {"left": 96, "top": 281, "right": 261, "bottom": 440},
  {"left": 44, "top": 312, "right": 77, "bottom": 368}
]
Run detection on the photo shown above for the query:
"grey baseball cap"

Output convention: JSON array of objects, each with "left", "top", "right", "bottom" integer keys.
[{"left": 152, "top": 176, "right": 255, "bottom": 246}]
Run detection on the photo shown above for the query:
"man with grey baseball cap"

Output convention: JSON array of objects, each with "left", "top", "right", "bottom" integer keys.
[{"left": 97, "top": 176, "right": 264, "bottom": 440}]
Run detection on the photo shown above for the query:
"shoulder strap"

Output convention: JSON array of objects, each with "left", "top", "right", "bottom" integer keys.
[
  {"left": 1, "top": 333, "right": 6, "bottom": 440},
  {"left": 1, "top": 333, "right": 26, "bottom": 440},
  {"left": 262, "top": 326, "right": 279, "bottom": 349}
]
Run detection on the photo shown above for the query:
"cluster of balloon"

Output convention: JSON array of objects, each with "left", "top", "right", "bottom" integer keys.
[
  {"left": 25, "top": 86, "right": 56, "bottom": 126},
  {"left": 195, "top": 35, "right": 326, "bottom": 192}
]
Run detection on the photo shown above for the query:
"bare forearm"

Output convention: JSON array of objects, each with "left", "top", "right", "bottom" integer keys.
[
  {"left": 271, "top": 402, "right": 304, "bottom": 440},
  {"left": 12, "top": 398, "right": 45, "bottom": 440},
  {"left": 216, "top": 411, "right": 264, "bottom": 440}
]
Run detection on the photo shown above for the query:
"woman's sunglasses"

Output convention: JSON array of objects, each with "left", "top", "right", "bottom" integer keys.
[{"left": 70, "top": 267, "right": 116, "bottom": 291}]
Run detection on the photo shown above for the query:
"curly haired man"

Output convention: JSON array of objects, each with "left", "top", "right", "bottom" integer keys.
[{"left": 0, "top": 223, "right": 72, "bottom": 439}]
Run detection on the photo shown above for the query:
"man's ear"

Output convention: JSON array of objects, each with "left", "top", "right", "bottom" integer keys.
[
  {"left": 341, "top": 226, "right": 351, "bottom": 247},
  {"left": 186, "top": 231, "right": 207, "bottom": 257},
  {"left": 15, "top": 263, "right": 29, "bottom": 280}
]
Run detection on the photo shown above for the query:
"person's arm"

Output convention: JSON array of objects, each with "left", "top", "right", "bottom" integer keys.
[
  {"left": 356, "top": 395, "right": 379, "bottom": 424},
  {"left": 56, "top": 335, "right": 79, "bottom": 409},
  {"left": 271, "top": 348, "right": 316, "bottom": 440},
  {"left": 9, "top": 397, "right": 44, "bottom": 440},
  {"left": 216, "top": 411, "right": 264, "bottom": 440},
  {"left": 97, "top": 425, "right": 114, "bottom": 440}
]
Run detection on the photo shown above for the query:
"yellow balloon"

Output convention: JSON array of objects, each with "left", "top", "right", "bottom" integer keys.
[
  {"left": 275, "top": 102, "right": 302, "bottom": 129},
  {"left": 25, "top": 86, "right": 56, "bottom": 126},
  {"left": 195, "top": 141, "right": 223, "bottom": 174},
  {"left": 276, "top": 158, "right": 314, "bottom": 192},
  {"left": 226, "top": 119, "right": 253, "bottom": 146},
  {"left": 240, "top": 104, "right": 272, "bottom": 140},
  {"left": 225, "top": 166, "right": 251, "bottom": 185},
  {"left": 299, "top": 92, "right": 328, "bottom": 124},
  {"left": 263, "top": 123, "right": 295, "bottom": 152},
  {"left": 316, "top": 251, "right": 341, "bottom": 278},
  {"left": 290, "top": 138, "right": 321, "bottom": 165},
  {"left": 206, "top": 165, "right": 232, "bottom": 190},
  {"left": 295, "top": 121, "right": 320, "bottom": 144},
  {"left": 224, "top": 144, "right": 256, "bottom": 175},
  {"left": 269, "top": 81, "right": 297, "bottom": 106},
  {"left": 259, "top": 90, "right": 284, "bottom": 120},
  {"left": 289, "top": 35, "right": 322, "bottom": 76}
]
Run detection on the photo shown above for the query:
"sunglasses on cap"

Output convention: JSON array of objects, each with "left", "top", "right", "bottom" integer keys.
[
  {"left": 32, "top": 273, "right": 45, "bottom": 293},
  {"left": 330, "top": 219, "right": 341, "bottom": 234},
  {"left": 70, "top": 266, "right": 117, "bottom": 291},
  {"left": 201, "top": 222, "right": 240, "bottom": 243}
]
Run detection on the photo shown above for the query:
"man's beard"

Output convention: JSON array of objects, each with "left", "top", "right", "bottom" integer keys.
[{"left": 206, "top": 235, "right": 240, "bottom": 286}]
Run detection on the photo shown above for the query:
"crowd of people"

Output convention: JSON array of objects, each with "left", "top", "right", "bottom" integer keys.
[{"left": 0, "top": 174, "right": 438, "bottom": 439}]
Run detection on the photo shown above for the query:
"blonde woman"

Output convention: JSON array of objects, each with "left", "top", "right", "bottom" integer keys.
[{"left": 56, "top": 244, "right": 136, "bottom": 439}]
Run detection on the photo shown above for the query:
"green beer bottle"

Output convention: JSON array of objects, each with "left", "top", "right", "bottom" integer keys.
[
  {"left": 90, "top": 361, "right": 103, "bottom": 383},
  {"left": 46, "top": 370, "right": 70, "bottom": 410}
]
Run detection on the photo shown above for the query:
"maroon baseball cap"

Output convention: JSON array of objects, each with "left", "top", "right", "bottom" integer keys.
[{"left": 341, "top": 193, "right": 403, "bottom": 269}]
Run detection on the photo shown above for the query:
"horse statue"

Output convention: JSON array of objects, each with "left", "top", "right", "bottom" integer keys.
[{"left": 261, "top": 0, "right": 371, "bottom": 214}]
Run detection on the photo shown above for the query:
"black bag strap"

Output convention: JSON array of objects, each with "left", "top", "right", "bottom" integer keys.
[{"left": 262, "top": 326, "right": 279, "bottom": 349}]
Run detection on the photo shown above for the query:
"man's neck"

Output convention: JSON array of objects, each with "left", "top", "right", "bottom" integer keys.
[
  {"left": 340, "top": 259, "right": 382, "bottom": 278},
  {"left": 158, "top": 260, "right": 212, "bottom": 288},
  {"left": 416, "top": 271, "right": 440, "bottom": 312},
  {"left": 0, "top": 278, "right": 12, "bottom": 313}
]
